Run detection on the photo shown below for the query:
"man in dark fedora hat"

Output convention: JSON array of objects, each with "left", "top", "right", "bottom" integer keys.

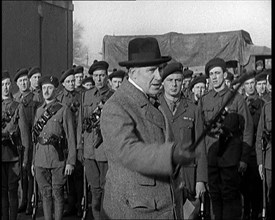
[{"left": 100, "top": 37, "right": 198, "bottom": 219}]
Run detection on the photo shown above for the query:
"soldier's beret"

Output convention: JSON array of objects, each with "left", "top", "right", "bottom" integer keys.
[
  {"left": 189, "top": 75, "right": 207, "bottom": 90},
  {"left": 28, "top": 66, "right": 41, "bottom": 78},
  {"left": 161, "top": 62, "right": 183, "bottom": 81},
  {"left": 205, "top": 58, "right": 226, "bottom": 77},
  {"left": 183, "top": 67, "right": 193, "bottom": 79},
  {"left": 225, "top": 71, "right": 234, "bottom": 81},
  {"left": 74, "top": 65, "right": 84, "bottom": 74},
  {"left": 256, "top": 60, "right": 263, "bottom": 67},
  {"left": 109, "top": 69, "right": 126, "bottom": 80},
  {"left": 14, "top": 68, "right": 29, "bottom": 82},
  {"left": 2, "top": 70, "right": 10, "bottom": 81},
  {"left": 38, "top": 75, "right": 59, "bottom": 88},
  {"left": 60, "top": 68, "right": 75, "bottom": 83},
  {"left": 88, "top": 60, "right": 109, "bottom": 75},
  {"left": 82, "top": 76, "right": 94, "bottom": 85},
  {"left": 255, "top": 72, "right": 267, "bottom": 82},
  {"left": 244, "top": 70, "right": 256, "bottom": 81}
]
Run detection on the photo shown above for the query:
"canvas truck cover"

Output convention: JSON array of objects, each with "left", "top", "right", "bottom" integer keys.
[{"left": 102, "top": 30, "right": 271, "bottom": 72}]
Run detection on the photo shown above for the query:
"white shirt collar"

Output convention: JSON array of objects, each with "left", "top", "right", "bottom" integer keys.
[{"left": 128, "top": 77, "right": 147, "bottom": 97}]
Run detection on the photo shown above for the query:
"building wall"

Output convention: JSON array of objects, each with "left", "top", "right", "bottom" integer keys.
[{"left": 2, "top": 1, "right": 73, "bottom": 92}]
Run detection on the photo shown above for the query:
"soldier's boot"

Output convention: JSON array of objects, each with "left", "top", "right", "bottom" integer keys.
[
  {"left": 91, "top": 189, "right": 102, "bottom": 220},
  {"left": 9, "top": 186, "right": 19, "bottom": 220},
  {"left": 2, "top": 191, "right": 9, "bottom": 220},
  {"left": 42, "top": 186, "right": 53, "bottom": 220},
  {"left": 53, "top": 185, "right": 65, "bottom": 220}
]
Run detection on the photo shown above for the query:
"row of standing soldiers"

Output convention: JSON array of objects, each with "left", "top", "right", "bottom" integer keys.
[{"left": 2, "top": 56, "right": 272, "bottom": 220}]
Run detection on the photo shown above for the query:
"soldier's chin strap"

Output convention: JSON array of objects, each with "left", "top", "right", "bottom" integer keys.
[{"left": 189, "top": 72, "right": 250, "bottom": 152}]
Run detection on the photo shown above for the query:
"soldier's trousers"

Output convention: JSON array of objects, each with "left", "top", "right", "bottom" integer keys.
[
  {"left": 19, "top": 162, "right": 34, "bottom": 210},
  {"left": 84, "top": 159, "right": 108, "bottom": 220},
  {"left": 265, "top": 169, "right": 272, "bottom": 220},
  {"left": 208, "top": 165, "right": 242, "bottom": 220},
  {"left": 240, "top": 155, "right": 262, "bottom": 220},
  {"left": 35, "top": 166, "right": 66, "bottom": 220},
  {"left": 65, "top": 159, "right": 83, "bottom": 213},
  {"left": 2, "top": 161, "right": 20, "bottom": 220}
]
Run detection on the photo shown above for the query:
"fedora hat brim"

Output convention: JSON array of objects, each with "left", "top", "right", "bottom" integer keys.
[{"left": 119, "top": 56, "right": 171, "bottom": 68}]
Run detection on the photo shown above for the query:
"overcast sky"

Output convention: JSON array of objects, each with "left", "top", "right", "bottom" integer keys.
[{"left": 73, "top": 0, "right": 271, "bottom": 63}]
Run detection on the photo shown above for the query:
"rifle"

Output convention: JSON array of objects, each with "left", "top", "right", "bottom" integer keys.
[
  {"left": 188, "top": 73, "right": 250, "bottom": 152},
  {"left": 81, "top": 166, "right": 88, "bottom": 220},
  {"left": 261, "top": 130, "right": 270, "bottom": 220},
  {"left": 31, "top": 174, "right": 38, "bottom": 220}
]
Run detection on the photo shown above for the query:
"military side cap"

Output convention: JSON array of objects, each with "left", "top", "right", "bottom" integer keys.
[
  {"left": 183, "top": 67, "right": 193, "bottom": 79},
  {"left": 82, "top": 76, "right": 94, "bottom": 85},
  {"left": 60, "top": 68, "right": 75, "bottom": 83},
  {"left": 205, "top": 58, "right": 226, "bottom": 77},
  {"left": 74, "top": 65, "right": 84, "bottom": 74},
  {"left": 14, "top": 68, "right": 29, "bottom": 82},
  {"left": 255, "top": 71, "right": 267, "bottom": 82},
  {"left": 28, "top": 66, "right": 41, "bottom": 78},
  {"left": 189, "top": 75, "right": 207, "bottom": 90},
  {"left": 38, "top": 76, "right": 59, "bottom": 88},
  {"left": 109, "top": 69, "right": 126, "bottom": 80},
  {"left": 2, "top": 70, "right": 10, "bottom": 80},
  {"left": 161, "top": 62, "right": 183, "bottom": 81},
  {"left": 88, "top": 60, "right": 109, "bottom": 75}
]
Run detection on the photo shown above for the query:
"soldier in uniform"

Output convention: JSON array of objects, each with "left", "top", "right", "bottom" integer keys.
[
  {"left": 200, "top": 58, "right": 254, "bottom": 220},
  {"left": 108, "top": 69, "right": 125, "bottom": 91},
  {"left": 73, "top": 65, "right": 85, "bottom": 93},
  {"left": 28, "top": 66, "right": 43, "bottom": 103},
  {"left": 13, "top": 68, "right": 41, "bottom": 215},
  {"left": 31, "top": 75, "right": 76, "bottom": 220},
  {"left": 241, "top": 71, "right": 265, "bottom": 220},
  {"left": 82, "top": 76, "right": 94, "bottom": 90},
  {"left": 182, "top": 67, "right": 193, "bottom": 98},
  {"left": 189, "top": 75, "right": 207, "bottom": 105},
  {"left": 77, "top": 60, "right": 114, "bottom": 220},
  {"left": 224, "top": 71, "right": 234, "bottom": 89},
  {"left": 159, "top": 62, "right": 208, "bottom": 219},
  {"left": 255, "top": 72, "right": 268, "bottom": 101},
  {"left": 256, "top": 72, "right": 272, "bottom": 220},
  {"left": 2, "top": 70, "right": 30, "bottom": 220},
  {"left": 56, "top": 68, "right": 83, "bottom": 217}
]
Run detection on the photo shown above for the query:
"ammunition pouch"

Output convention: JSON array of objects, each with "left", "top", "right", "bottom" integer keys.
[
  {"left": 70, "top": 101, "right": 80, "bottom": 113},
  {"left": 2, "top": 131, "right": 22, "bottom": 156},
  {"left": 82, "top": 106, "right": 101, "bottom": 133},
  {"left": 37, "top": 135, "right": 65, "bottom": 161}
]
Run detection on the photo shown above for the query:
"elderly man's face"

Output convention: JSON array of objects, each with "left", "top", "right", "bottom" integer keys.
[
  {"left": 2, "top": 78, "right": 11, "bottom": 97},
  {"left": 256, "top": 80, "right": 267, "bottom": 95},
  {"left": 29, "top": 73, "right": 41, "bottom": 89},
  {"left": 109, "top": 77, "right": 123, "bottom": 91},
  {"left": 243, "top": 78, "right": 256, "bottom": 96},
  {"left": 93, "top": 69, "right": 108, "bottom": 89},
  {"left": 192, "top": 82, "right": 206, "bottom": 99},
  {"left": 163, "top": 72, "right": 183, "bottom": 97},
  {"left": 62, "top": 75, "right": 75, "bottom": 92},
  {"left": 131, "top": 66, "right": 162, "bottom": 95},
  {"left": 17, "top": 75, "right": 29, "bottom": 92},
  {"left": 209, "top": 67, "right": 225, "bottom": 91}
]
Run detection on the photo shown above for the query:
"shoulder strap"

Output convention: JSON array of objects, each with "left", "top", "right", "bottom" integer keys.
[
  {"left": 21, "top": 92, "right": 34, "bottom": 106},
  {"left": 33, "top": 103, "right": 63, "bottom": 137}
]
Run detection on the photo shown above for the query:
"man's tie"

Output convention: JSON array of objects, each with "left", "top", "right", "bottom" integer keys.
[{"left": 148, "top": 95, "right": 160, "bottom": 108}]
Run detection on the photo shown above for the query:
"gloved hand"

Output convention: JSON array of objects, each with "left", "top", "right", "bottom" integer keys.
[{"left": 172, "top": 142, "right": 198, "bottom": 166}]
